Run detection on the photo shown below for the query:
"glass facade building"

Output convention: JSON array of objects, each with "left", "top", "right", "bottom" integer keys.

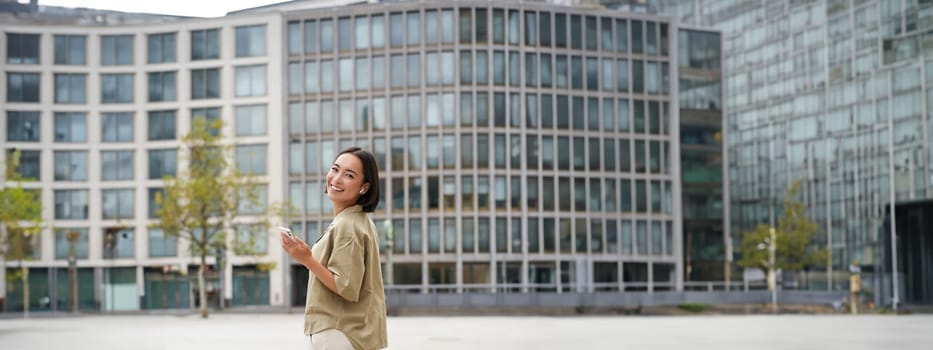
[
  {"left": 656, "top": 0, "right": 933, "bottom": 303},
  {"left": 1, "top": 0, "right": 727, "bottom": 311},
  {"left": 677, "top": 27, "right": 726, "bottom": 285}
]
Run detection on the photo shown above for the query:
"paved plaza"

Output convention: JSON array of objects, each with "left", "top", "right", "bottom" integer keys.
[{"left": 1, "top": 313, "right": 932, "bottom": 349}]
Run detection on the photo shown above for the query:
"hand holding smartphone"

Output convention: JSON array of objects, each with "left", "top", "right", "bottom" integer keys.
[{"left": 278, "top": 226, "right": 294, "bottom": 238}]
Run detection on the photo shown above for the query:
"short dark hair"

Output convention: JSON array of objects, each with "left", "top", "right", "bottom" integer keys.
[{"left": 336, "top": 147, "right": 380, "bottom": 212}]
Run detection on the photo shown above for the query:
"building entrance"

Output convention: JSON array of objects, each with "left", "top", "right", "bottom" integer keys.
[{"left": 888, "top": 200, "right": 933, "bottom": 305}]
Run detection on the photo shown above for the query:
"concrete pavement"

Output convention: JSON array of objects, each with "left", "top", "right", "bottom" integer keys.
[{"left": 1, "top": 313, "right": 932, "bottom": 349}]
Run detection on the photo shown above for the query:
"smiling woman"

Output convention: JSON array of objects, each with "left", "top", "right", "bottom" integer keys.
[{"left": 281, "top": 147, "right": 388, "bottom": 350}]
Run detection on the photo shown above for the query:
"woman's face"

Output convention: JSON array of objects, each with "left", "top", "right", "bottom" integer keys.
[{"left": 326, "top": 153, "right": 368, "bottom": 207}]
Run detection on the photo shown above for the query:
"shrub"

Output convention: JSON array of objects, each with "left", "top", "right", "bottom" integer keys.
[{"left": 677, "top": 303, "right": 711, "bottom": 313}]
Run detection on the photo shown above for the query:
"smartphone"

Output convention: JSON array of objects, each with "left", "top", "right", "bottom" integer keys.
[{"left": 278, "top": 226, "right": 294, "bottom": 237}]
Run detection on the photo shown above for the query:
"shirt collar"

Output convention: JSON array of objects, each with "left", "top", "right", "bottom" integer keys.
[{"left": 334, "top": 205, "right": 363, "bottom": 221}]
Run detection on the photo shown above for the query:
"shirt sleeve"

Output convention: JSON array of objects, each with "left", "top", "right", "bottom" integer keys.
[{"left": 325, "top": 227, "right": 365, "bottom": 302}]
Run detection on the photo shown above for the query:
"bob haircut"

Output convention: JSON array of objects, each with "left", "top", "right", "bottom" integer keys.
[{"left": 335, "top": 147, "right": 381, "bottom": 212}]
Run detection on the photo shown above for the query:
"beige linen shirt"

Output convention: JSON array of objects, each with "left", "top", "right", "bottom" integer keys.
[{"left": 304, "top": 205, "right": 388, "bottom": 350}]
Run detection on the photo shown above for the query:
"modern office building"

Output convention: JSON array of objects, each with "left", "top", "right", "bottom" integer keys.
[
  {"left": 654, "top": 0, "right": 933, "bottom": 304},
  {"left": 279, "top": 0, "right": 704, "bottom": 305},
  {"left": 1, "top": 0, "right": 726, "bottom": 312},
  {"left": 1, "top": 1, "right": 287, "bottom": 311}
]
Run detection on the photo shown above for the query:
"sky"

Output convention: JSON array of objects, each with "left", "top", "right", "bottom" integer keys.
[{"left": 27, "top": 0, "right": 286, "bottom": 18}]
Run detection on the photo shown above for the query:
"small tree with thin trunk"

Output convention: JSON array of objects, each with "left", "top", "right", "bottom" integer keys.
[
  {"left": 0, "top": 150, "right": 43, "bottom": 318},
  {"left": 738, "top": 180, "right": 827, "bottom": 312},
  {"left": 154, "top": 117, "right": 276, "bottom": 318}
]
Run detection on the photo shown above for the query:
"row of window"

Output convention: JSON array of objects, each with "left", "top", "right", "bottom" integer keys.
[
  {"left": 9, "top": 149, "right": 171, "bottom": 181},
  {"left": 291, "top": 136, "right": 671, "bottom": 175},
  {"left": 3, "top": 266, "right": 269, "bottom": 310},
  {"left": 5, "top": 25, "right": 265, "bottom": 66},
  {"left": 21, "top": 224, "right": 268, "bottom": 261},
  {"left": 291, "top": 176, "right": 674, "bottom": 215},
  {"left": 8, "top": 145, "right": 266, "bottom": 182},
  {"left": 379, "top": 260, "right": 674, "bottom": 289},
  {"left": 5, "top": 66, "right": 265, "bottom": 103},
  {"left": 288, "top": 96, "right": 671, "bottom": 134},
  {"left": 51, "top": 185, "right": 267, "bottom": 221},
  {"left": 36, "top": 216, "right": 672, "bottom": 265},
  {"left": 287, "top": 9, "right": 669, "bottom": 56},
  {"left": 291, "top": 217, "right": 675, "bottom": 257},
  {"left": 288, "top": 54, "right": 668, "bottom": 94},
  {"left": 6, "top": 105, "right": 266, "bottom": 143}
]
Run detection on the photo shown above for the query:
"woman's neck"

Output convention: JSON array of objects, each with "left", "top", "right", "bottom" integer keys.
[{"left": 332, "top": 202, "right": 351, "bottom": 217}]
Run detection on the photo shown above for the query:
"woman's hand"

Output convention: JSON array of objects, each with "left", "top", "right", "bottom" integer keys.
[{"left": 281, "top": 232, "right": 313, "bottom": 266}]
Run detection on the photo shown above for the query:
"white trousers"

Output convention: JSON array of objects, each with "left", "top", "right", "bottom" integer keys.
[{"left": 308, "top": 329, "right": 354, "bottom": 350}]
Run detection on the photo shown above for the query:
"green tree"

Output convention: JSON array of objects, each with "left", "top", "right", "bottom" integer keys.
[
  {"left": 154, "top": 117, "right": 283, "bottom": 318},
  {"left": 737, "top": 181, "right": 828, "bottom": 311},
  {"left": 0, "top": 150, "right": 43, "bottom": 318}
]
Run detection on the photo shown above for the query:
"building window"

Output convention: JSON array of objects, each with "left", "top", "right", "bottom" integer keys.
[
  {"left": 101, "top": 150, "right": 134, "bottom": 181},
  {"left": 148, "top": 187, "right": 165, "bottom": 219},
  {"left": 679, "top": 30, "right": 720, "bottom": 70},
  {"left": 102, "top": 189, "right": 134, "bottom": 220},
  {"left": 235, "top": 65, "right": 266, "bottom": 97},
  {"left": 237, "top": 186, "right": 267, "bottom": 215},
  {"left": 103, "top": 228, "right": 134, "bottom": 258},
  {"left": 147, "top": 32, "right": 176, "bottom": 63},
  {"left": 101, "top": 112, "right": 134, "bottom": 143},
  {"left": 235, "top": 104, "right": 266, "bottom": 136},
  {"left": 356, "top": 15, "right": 371, "bottom": 49},
  {"left": 235, "top": 144, "right": 267, "bottom": 175},
  {"left": 147, "top": 71, "right": 176, "bottom": 102},
  {"left": 54, "top": 189, "right": 88, "bottom": 219},
  {"left": 54, "top": 73, "right": 86, "bottom": 104},
  {"left": 235, "top": 224, "right": 267, "bottom": 255},
  {"left": 54, "top": 151, "right": 88, "bottom": 181},
  {"left": 54, "top": 228, "right": 89, "bottom": 260},
  {"left": 6, "top": 111, "right": 40, "bottom": 141},
  {"left": 191, "top": 68, "right": 220, "bottom": 99},
  {"left": 148, "top": 228, "right": 177, "bottom": 257},
  {"left": 235, "top": 25, "right": 266, "bottom": 57},
  {"left": 191, "top": 107, "right": 221, "bottom": 136},
  {"left": 54, "top": 112, "right": 86, "bottom": 143},
  {"left": 338, "top": 17, "right": 352, "bottom": 51},
  {"left": 101, "top": 73, "right": 134, "bottom": 104},
  {"left": 54, "top": 35, "right": 86, "bottom": 65},
  {"left": 288, "top": 21, "right": 301, "bottom": 54},
  {"left": 7, "top": 33, "right": 40, "bottom": 64},
  {"left": 320, "top": 19, "right": 334, "bottom": 52},
  {"left": 100, "top": 35, "right": 133, "bottom": 65},
  {"left": 147, "top": 110, "right": 176, "bottom": 140},
  {"left": 8, "top": 150, "right": 42, "bottom": 181},
  {"left": 288, "top": 63, "right": 302, "bottom": 94},
  {"left": 191, "top": 28, "right": 220, "bottom": 60},
  {"left": 7, "top": 72, "right": 40, "bottom": 102},
  {"left": 6, "top": 149, "right": 40, "bottom": 180},
  {"left": 148, "top": 149, "right": 177, "bottom": 179},
  {"left": 303, "top": 19, "right": 319, "bottom": 53}
]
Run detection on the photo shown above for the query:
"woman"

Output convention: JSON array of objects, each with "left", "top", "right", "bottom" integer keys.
[{"left": 281, "top": 147, "right": 388, "bottom": 350}]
